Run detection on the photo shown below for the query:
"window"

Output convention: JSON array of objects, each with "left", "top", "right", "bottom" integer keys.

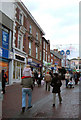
[
  {"left": 51, "top": 59, "right": 53, "bottom": 63},
  {"left": 44, "top": 41, "right": 45, "bottom": 49},
  {"left": 54, "top": 56, "right": 56, "bottom": 59},
  {"left": 36, "top": 47, "right": 38, "bottom": 59},
  {"left": 43, "top": 52, "right": 45, "bottom": 61},
  {"left": 36, "top": 32, "right": 38, "bottom": 40},
  {"left": 40, "top": 52, "right": 41, "bottom": 60},
  {"left": 19, "top": 13, "right": 23, "bottom": 25},
  {"left": 46, "top": 44, "right": 47, "bottom": 50},
  {"left": 46, "top": 54, "right": 47, "bottom": 62},
  {"left": 29, "top": 41, "right": 31, "bottom": 55},
  {"left": 29, "top": 25, "right": 32, "bottom": 34},
  {"left": 51, "top": 54, "right": 53, "bottom": 57},
  {"left": 18, "top": 34, "right": 22, "bottom": 50}
]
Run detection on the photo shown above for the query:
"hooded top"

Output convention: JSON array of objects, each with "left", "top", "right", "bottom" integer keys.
[{"left": 23, "top": 67, "right": 32, "bottom": 77}]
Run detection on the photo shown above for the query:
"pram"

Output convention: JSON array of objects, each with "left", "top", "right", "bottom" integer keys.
[{"left": 67, "top": 77, "right": 74, "bottom": 88}]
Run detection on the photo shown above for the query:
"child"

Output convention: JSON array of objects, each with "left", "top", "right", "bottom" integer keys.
[{"left": 68, "top": 77, "right": 74, "bottom": 88}]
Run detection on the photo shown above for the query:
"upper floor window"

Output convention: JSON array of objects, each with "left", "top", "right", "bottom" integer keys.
[
  {"left": 54, "top": 56, "right": 56, "bottom": 59},
  {"left": 46, "top": 44, "right": 47, "bottom": 50},
  {"left": 36, "top": 46, "right": 38, "bottom": 59},
  {"left": 51, "top": 54, "right": 53, "bottom": 57},
  {"left": 51, "top": 59, "right": 53, "bottom": 63},
  {"left": 43, "top": 41, "right": 45, "bottom": 49},
  {"left": 48, "top": 55, "right": 50, "bottom": 62},
  {"left": 43, "top": 51, "right": 45, "bottom": 61},
  {"left": 46, "top": 53, "right": 47, "bottom": 62},
  {"left": 18, "top": 34, "right": 23, "bottom": 50},
  {"left": 29, "top": 25, "right": 32, "bottom": 34},
  {"left": 40, "top": 52, "right": 41, "bottom": 60},
  {"left": 19, "top": 13, "right": 23, "bottom": 25},
  {"left": 36, "top": 32, "right": 38, "bottom": 40},
  {"left": 29, "top": 41, "right": 31, "bottom": 55}
]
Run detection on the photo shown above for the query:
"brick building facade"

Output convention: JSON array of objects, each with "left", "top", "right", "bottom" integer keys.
[{"left": 12, "top": 1, "right": 45, "bottom": 83}]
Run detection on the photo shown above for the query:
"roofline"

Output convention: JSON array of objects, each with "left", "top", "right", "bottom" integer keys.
[
  {"left": 42, "top": 37, "right": 50, "bottom": 44},
  {"left": 15, "top": 0, "right": 45, "bottom": 35}
]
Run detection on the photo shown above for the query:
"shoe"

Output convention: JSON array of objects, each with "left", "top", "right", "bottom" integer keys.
[
  {"left": 60, "top": 100, "right": 62, "bottom": 104},
  {"left": 27, "top": 106, "right": 32, "bottom": 110},
  {"left": 21, "top": 107, "right": 25, "bottom": 114},
  {"left": 53, "top": 104, "right": 55, "bottom": 107}
]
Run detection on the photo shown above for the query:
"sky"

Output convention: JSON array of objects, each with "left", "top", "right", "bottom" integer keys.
[{"left": 22, "top": 0, "right": 80, "bottom": 59}]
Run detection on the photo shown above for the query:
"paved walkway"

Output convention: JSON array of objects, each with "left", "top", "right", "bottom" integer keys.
[{"left": 2, "top": 80, "right": 80, "bottom": 119}]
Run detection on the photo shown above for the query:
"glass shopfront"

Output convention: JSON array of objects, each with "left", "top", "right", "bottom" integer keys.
[
  {"left": 13, "top": 61, "right": 24, "bottom": 81},
  {"left": 0, "top": 60, "right": 9, "bottom": 82}
]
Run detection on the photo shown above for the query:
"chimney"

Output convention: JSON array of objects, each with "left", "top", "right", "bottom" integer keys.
[{"left": 54, "top": 49, "right": 58, "bottom": 52}]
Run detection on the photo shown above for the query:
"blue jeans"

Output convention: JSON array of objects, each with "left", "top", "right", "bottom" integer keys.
[
  {"left": 22, "top": 88, "right": 32, "bottom": 108},
  {"left": 66, "top": 79, "right": 69, "bottom": 87}
]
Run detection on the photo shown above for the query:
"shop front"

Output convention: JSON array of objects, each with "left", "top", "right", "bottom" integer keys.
[
  {"left": 12, "top": 49, "right": 27, "bottom": 83},
  {"left": 28, "top": 60, "right": 42, "bottom": 72},
  {"left": 0, "top": 27, "right": 10, "bottom": 84},
  {"left": 0, "top": 59, "right": 9, "bottom": 83}
]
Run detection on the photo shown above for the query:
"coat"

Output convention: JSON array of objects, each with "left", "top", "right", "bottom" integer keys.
[
  {"left": 44, "top": 74, "right": 52, "bottom": 82},
  {"left": 51, "top": 76, "right": 62, "bottom": 93},
  {"left": 21, "top": 78, "right": 33, "bottom": 89}
]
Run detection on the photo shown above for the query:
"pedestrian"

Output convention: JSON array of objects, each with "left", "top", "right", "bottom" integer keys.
[
  {"left": 32, "top": 71, "right": 35, "bottom": 87},
  {"left": 51, "top": 73, "right": 62, "bottom": 107},
  {"left": 21, "top": 64, "right": 33, "bottom": 114},
  {"left": 34, "top": 70, "right": 38, "bottom": 84},
  {"left": 74, "top": 72, "right": 78, "bottom": 85},
  {"left": 44, "top": 72, "right": 52, "bottom": 91},
  {"left": 2, "top": 70, "right": 7, "bottom": 94},
  {"left": 38, "top": 72, "right": 43, "bottom": 87},
  {"left": 65, "top": 71, "right": 70, "bottom": 88},
  {"left": 49, "top": 70, "right": 53, "bottom": 79}
]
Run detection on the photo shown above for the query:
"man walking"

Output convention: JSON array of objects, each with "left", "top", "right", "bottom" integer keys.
[
  {"left": 44, "top": 72, "right": 52, "bottom": 91},
  {"left": 21, "top": 64, "right": 33, "bottom": 114}
]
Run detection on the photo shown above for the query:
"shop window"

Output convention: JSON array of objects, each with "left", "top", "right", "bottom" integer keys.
[{"left": 0, "top": 61, "right": 9, "bottom": 82}]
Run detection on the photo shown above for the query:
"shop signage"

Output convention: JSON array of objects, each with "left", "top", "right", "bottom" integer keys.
[
  {"left": 55, "top": 61, "right": 58, "bottom": 65},
  {"left": 66, "top": 50, "right": 70, "bottom": 55},
  {"left": 0, "top": 48, "right": 2, "bottom": 57},
  {"left": 28, "top": 58, "right": 32, "bottom": 63},
  {"left": 28, "top": 61, "right": 39, "bottom": 67},
  {"left": 2, "top": 48, "right": 9, "bottom": 59},
  {"left": 60, "top": 50, "right": 65, "bottom": 55},
  {"left": 2, "top": 31, "right": 9, "bottom": 49}
]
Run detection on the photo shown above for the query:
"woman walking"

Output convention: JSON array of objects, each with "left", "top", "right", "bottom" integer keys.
[{"left": 51, "top": 73, "right": 62, "bottom": 107}]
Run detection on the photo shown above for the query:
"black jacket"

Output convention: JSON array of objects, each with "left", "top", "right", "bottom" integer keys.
[{"left": 51, "top": 76, "right": 62, "bottom": 93}]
